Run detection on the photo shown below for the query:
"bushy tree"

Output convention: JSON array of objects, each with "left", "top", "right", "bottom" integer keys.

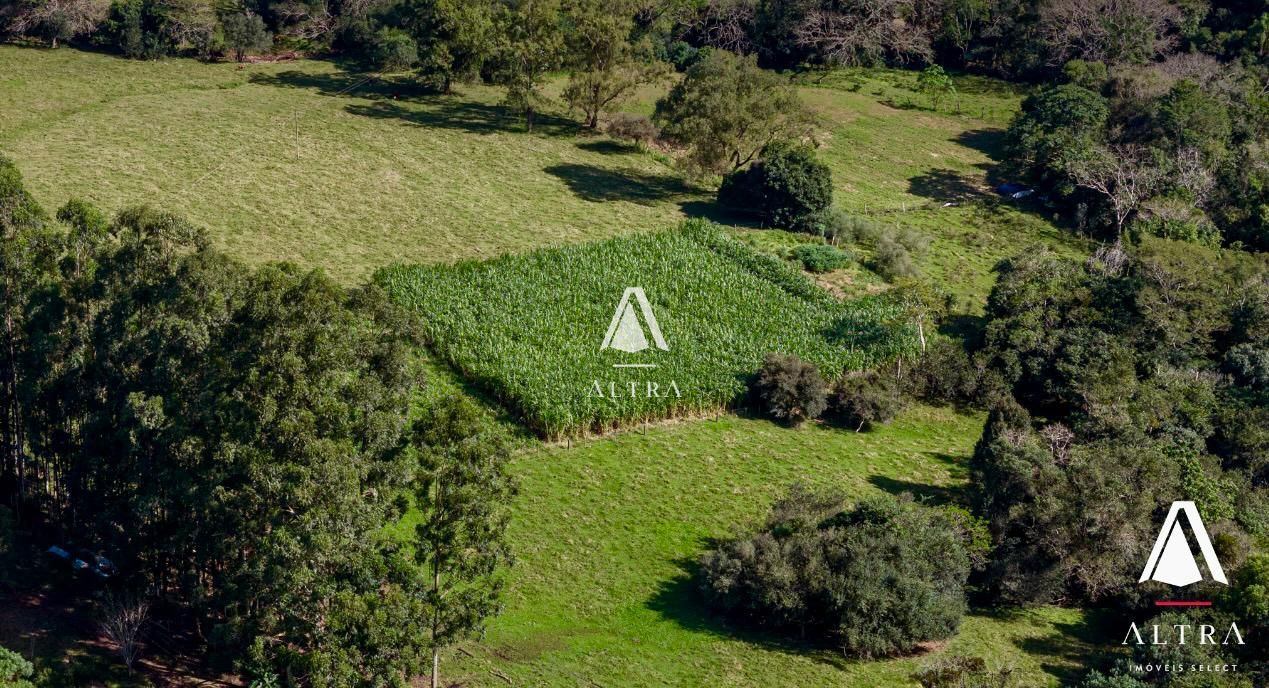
[
  {"left": 717, "top": 139, "right": 832, "bottom": 232},
  {"left": 397, "top": 0, "right": 495, "bottom": 92},
  {"left": 700, "top": 488, "right": 982, "bottom": 658},
  {"left": 654, "top": 48, "right": 814, "bottom": 174},
  {"left": 831, "top": 370, "right": 902, "bottom": 431},
  {"left": 220, "top": 12, "right": 271, "bottom": 62},
  {"left": 750, "top": 352, "right": 828, "bottom": 425},
  {"left": 966, "top": 239, "right": 1269, "bottom": 605},
  {"left": 0, "top": 645, "right": 34, "bottom": 688},
  {"left": 1004, "top": 84, "right": 1109, "bottom": 197},
  {"left": 916, "top": 64, "right": 957, "bottom": 111},
  {"left": 100, "top": 0, "right": 178, "bottom": 59}
]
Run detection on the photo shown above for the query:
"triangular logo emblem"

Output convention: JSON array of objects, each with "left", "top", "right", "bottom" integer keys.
[
  {"left": 1139, "top": 501, "right": 1227, "bottom": 587},
  {"left": 601, "top": 287, "right": 668, "bottom": 354}
]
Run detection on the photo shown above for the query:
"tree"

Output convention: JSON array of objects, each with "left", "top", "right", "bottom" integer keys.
[
  {"left": 700, "top": 488, "right": 982, "bottom": 658},
  {"left": 0, "top": 157, "right": 56, "bottom": 522},
  {"left": 8, "top": 0, "right": 108, "bottom": 47},
  {"left": 916, "top": 65, "right": 957, "bottom": 112},
  {"left": 1065, "top": 143, "right": 1167, "bottom": 238},
  {"left": 750, "top": 352, "right": 828, "bottom": 425},
  {"left": 1037, "top": 0, "right": 1184, "bottom": 65},
  {"left": 561, "top": 0, "right": 669, "bottom": 128},
  {"left": 369, "top": 27, "right": 419, "bottom": 71},
  {"left": 101, "top": 0, "right": 179, "bottom": 59},
  {"left": 0, "top": 645, "right": 34, "bottom": 688},
  {"left": 793, "top": 0, "right": 936, "bottom": 67},
  {"left": 99, "top": 593, "right": 150, "bottom": 671},
  {"left": 717, "top": 139, "right": 833, "bottom": 231},
  {"left": 221, "top": 12, "right": 271, "bottom": 62},
  {"left": 1003, "top": 84, "right": 1108, "bottom": 196},
  {"left": 830, "top": 371, "right": 902, "bottom": 431},
  {"left": 653, "top": 49, "right": 814, "bottom": 174},
  {"left": 411, "top": 395, "right": 516, "bottom": 688},
  {"left": 493, "top": 0, "right": 566, "bottom": 131},
  {"left": 400, "top": 0, "right": 495, "bottom": 92}
]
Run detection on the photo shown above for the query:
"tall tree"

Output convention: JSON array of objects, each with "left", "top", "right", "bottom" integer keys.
[
  {"left": 561, "top": 0, "right": 669, "bottom": 128},
  {"left": 0, "top": 157, "right": 57, "bottom": 521},
  {"left": 493, "top": 0, "right": 566, "bottom": 131},
  {"left": 653, "top": 48, "right": 814, "bottom": 173},
  {"left": 400, "top": 0, "right": 496, "bottom": 92},
  {"left": 411, "top": 395, "right": 516, "bottom": 688}
]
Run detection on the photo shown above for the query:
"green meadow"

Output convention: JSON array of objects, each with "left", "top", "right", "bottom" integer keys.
[{"left": 397, "top": 405, "right": 1106, "bottom": 687}]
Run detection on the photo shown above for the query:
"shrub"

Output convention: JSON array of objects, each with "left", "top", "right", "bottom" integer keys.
[
  {"left": 805, "top": 206, "right": 885, "bottom": 244},
  {"left": 368, "top": 27, "right": 417, "bottom": 72},
  {"left": 700, "top": 488, "right": 977, "bottom": 658},
  {"left": 792, "top": 244, "right": 850, "bottom": 273},
  {"left": 718, "top": 140, "right": 833, "bottom": 232},
  {"left": 605, "top": 113, "right": 658, "bottom": 145},
  {"left": 831, "top": 370, "right": 902, "bottom": 431},
  {"left": 221, "top": 13, "right": 271, "bottom": 63},
  {"left": 658, "top": 39, "right": 699, "bottom": 71},
  {"left": 751, "top": 352, "right": 829, "bottom": 424},
  {"left": 873, "top": 234, "right": 919, "bottom": 280}
]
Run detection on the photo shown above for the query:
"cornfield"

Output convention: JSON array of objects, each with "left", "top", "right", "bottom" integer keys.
[{"left": 376, "top": 220, "right": 917, "bottom": 438}]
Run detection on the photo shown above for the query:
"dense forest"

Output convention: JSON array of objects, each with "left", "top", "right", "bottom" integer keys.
[{"left": 1, "top": 0, "right": 1268, "bottom": 686}]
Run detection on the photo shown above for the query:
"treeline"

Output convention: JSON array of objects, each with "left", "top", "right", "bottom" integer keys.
[
  {"left": 3, "top": 0, "right": 1264, "bottom": 78},
  {"left": 0, "top": 157, "right": 514, "bottom": 686},
  {"left": 963, "top": 238, "right": 1269, "bottom": 686}
]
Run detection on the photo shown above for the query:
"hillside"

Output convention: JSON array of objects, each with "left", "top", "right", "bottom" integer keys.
[{"left": 0, "top": 45, "right": 1082, "bottom": 302}]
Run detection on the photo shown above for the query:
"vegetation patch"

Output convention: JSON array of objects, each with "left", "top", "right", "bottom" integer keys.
[{"left": 377, "top": 220, "right": 916, "bottom": 437}]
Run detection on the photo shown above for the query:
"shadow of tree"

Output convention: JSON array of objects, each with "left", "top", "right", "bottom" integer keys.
[
  {"left": 248, "top": 69, "right": 425, "bottom": 99},
  {"left": 644, "top": 555, "right": 855, "bottom": 671},
  {"left": 1013, "top": 610, "right": 1121, "bottom": 685},
  {"left": 575, "top": 140, "right": 637, "bottom": 155},
  {"left": 677, "top": 200, "right": 764, "bottom": 227},
  {"left": 545, "top": 163, "right": 697, "bottom": 204},
  {"left": 908, "top": 168, "right": 991, "bottom": 203},
  {"left": 868, "top": 475, "right": 964, "bottom": 506},
  {"left": 954, "top": 129, "right": 1007, "bottom": 161},
  {"left": 346, "top": 99, "right": 578, "bottom": 136}
]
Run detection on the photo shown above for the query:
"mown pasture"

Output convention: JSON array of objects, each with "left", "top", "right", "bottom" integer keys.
[
  {"left": 376, "top": 220, "right": 918, "bottom": 437},
  {"left": 384, "top": 405, "right": 1106, "bottom": 687}
]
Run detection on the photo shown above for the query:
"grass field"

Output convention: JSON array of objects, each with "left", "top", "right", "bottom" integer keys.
[
  {"left": 0, "top": 44, "right": 1084, "bottom": 303},
  {"left": 395, "top": 405, "right": 1106, "bottom": 687},
  {"left": 378, "top": 221, "right": 916, "bottom": 436}
]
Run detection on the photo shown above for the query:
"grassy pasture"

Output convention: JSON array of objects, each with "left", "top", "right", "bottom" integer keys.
[
  {"left": 0, "top": 45, "right": 1084, "bottom": 308},
  {"left": 388, "top": 405, "right": 1106, "bottom": 687},
  {"left": 377, "top": 221, "right": 917, "bottom": 437}
]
